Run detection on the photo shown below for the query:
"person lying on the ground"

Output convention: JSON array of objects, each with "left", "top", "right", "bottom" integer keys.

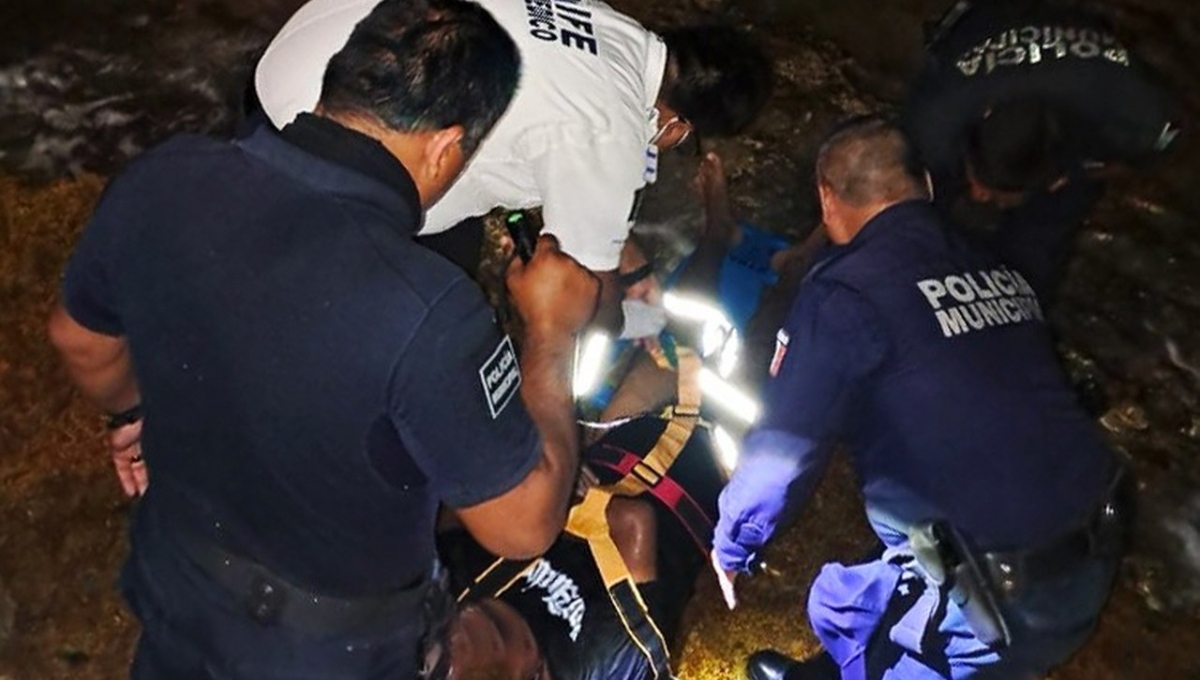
[
  {"left": 437, "top": 356, "right": 727, "bottom": 680},
  {"left": 254, "top": 0, "right": 773, "bottom": 332},
  {"left": 904, "top": 0, "right": 1179, "bottom": 305}
]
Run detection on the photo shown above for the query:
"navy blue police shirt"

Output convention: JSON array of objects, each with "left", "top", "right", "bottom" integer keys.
[
  {"left": 715, "top": 200, "right": 1112, "bottom": 571},
  {"left": 61, "top": 114, "right": 541, "bottom": 596},
  {"left": 906, "top": 0, "right": 1177, "bottom": 193},
  {"left": 903, "top": 1, "right": 1178, "bottom": 307}
]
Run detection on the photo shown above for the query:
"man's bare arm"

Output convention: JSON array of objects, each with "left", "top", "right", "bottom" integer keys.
[
  {"left": 47, "top": 304, "right": 139, "bottom": 414},
  {"left": 455, "top": 236, "right": 599, "bottom": 559},
  {"left": 48, "top": 304, "right": 147, "bottom": 496}
]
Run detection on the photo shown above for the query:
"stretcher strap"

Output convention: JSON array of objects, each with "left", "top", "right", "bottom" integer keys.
[
  {"left": 609, "top": 350, "right": 701, "bottom": 500},
  {"left": 566, "top": 488, "right": 674, "bottom": 680},
  {"left": 458, "top": 556, "right": 536, "bottom": 602},
  {"left": 462, "top": 348, "right": 703, "bottom": 679},
  {"left": 590, "top": 445, "right": 714, "bottom": 553}
]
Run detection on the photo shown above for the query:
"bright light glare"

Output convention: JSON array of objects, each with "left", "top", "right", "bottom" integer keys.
[
  {"left": 573, "top": 332, "right": 611, "bottom": 399},
  {"left": 662, "top": 292, "right": 725, "bottom": 323},
  {"left": 698, "top": 368, "right": 760, "bottom": 424},
  {"left": 713, "top": 425, "right": 741, "bottom": 473},
  {"left": 663, "top": 292, "right": 739, "bottom": 364},
  {"left": 718, "top": 331, "right": 741, "bottom": 378}
]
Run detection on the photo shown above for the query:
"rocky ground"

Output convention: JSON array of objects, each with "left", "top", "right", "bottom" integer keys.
[{"left": 0, "top": 0, "right": 1197, "bottom": 678}]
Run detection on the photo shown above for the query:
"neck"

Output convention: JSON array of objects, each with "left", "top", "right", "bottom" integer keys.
[
  {"left": 825, "top": 201, "right": 888, "bottom": 244},
  {"left": 315, "top": 107, "right": 433, "bottom": 205}
]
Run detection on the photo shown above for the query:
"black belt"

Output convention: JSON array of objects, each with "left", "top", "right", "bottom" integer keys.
[
  {"left": 177, "top": 533, "right": 440, "bottom": 638},
  {"left": 983, "top": 463, "right": 1134, "bottom": 596}
]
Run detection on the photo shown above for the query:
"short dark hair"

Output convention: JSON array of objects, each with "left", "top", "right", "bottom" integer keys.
[
  {"left": 660, "top": 25, "right": 773, "bottom": 137},
  {"left": 965, "top": 97, "right": 1076, "bottom": 193},
  {"left": 319, "top": 0, "right": 519, "bottom": 153},
  {"left": 816, "top": 114, "right": 927, "bottom": 207}
]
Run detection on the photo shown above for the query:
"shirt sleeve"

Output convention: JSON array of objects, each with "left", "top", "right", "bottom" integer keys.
[
  {"left": 388, "top": 278, "right": 542, "bottom": 509},
  {"left": 526, "top": 126, "right": 646, "bottom": 272},
  {"left": 713, "top": 281, "right": 888, "bottom": 572},
  {"left": 60, "top": 184, "right": 128, "bottom": 336}
]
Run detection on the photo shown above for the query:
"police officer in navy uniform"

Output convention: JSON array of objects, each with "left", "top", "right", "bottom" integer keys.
[
  {"left": 47, "top": 1, "right": 600, "bottom": 678},
  {"left": 905, "top": 0, "right": 1178, "bottom": 305},
  {"left": 711, "top": 117, "right": 1129, "bottom": 680}
]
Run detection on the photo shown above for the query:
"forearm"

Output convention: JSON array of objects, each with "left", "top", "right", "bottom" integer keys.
[
  {"left": 48, "top": 305, "right": 140, "bottom": 414},
  {"left": 713, "top": 430, "right": 829, "bottom": 572},
  {"left": 518, "top": 325, "right": 583, "bottom": 527},
  {"left": 591, "top": 269, "right": 623, "bottom": 332}
]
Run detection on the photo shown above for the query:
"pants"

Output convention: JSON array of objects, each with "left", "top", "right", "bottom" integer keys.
[
  {"left": 806, "top": 548, "right": 1118, "bottom": 680},
  {"left": 122, "top": 514, "right": 428, "bottom": 680}
]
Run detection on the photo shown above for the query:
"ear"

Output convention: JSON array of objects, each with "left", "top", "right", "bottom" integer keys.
[
  {"left": 421, "top": 125, "right": 466, "bottom": 184},
  {"left": 817, "top": 182, "right": 849, "bottom": 244},
  {"left": 817, "top": 182, "right": 835, "bottom": 221}
]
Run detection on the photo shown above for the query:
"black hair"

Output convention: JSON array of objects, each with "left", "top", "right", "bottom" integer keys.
[
  {"left": 965, "top": 97, "right": 1076, "bottom": 193},
  {"left": 816, "top": 114, "right": 927, "bottom": 206},
  {"left": 659, "top": 25, "right": 773, "bottom": 137},
  {"left": 319, "top": 0, "right": 519, "bottom": 153}
]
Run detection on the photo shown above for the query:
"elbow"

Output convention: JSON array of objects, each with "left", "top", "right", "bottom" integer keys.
[
  {"left": 47, "top": 306, "right": 67, "bottom": 350},
  {"left": 46, "top": 305, "right": 78, "bottom": 357},
  {"left": 483, "top": 510, "right": 565, "bottom": 560}
]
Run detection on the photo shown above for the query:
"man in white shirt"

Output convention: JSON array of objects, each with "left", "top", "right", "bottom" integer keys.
[{"left": 255, "top": 0, "right": 772, "bottom": 328}]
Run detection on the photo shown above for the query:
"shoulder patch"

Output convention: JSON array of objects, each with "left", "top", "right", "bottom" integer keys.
[
  {"left": 480, "top": 335, "right": 522, "bottom": 419},
  {"left": 769, "top": 329, "right": 790, "bottom": 378}
]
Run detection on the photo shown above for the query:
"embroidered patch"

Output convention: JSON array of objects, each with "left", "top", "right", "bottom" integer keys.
[
  {"left": 769, "top": 329, "right": 790, "bottom": 378},
  {"left": 480, "top": 335, "right": 521, "bottom": 419}
]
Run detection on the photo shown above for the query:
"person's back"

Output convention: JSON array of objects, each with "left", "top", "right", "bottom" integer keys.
[
  {"left": 257, "top": 0, "right": 662, "bottom": 267},
  {"left": 806, "top": 198, "right": 1111, "bottom": 549},
  {"left": 95, "top": 129, "right": 534, "bottom": 593},
  {"left": 907, "top": 0, "right": 1175, "bottom": 193},
  {"left": 719, "top": 116, "right": 1126, "bottom": 680}
]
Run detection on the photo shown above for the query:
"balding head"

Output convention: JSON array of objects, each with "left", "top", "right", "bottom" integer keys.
[
  {"left": 817, "top": 116, "right": 926, "bottom": 206},
  {"left": 815, "top": 116, "right": 928, "bottom": 242}
]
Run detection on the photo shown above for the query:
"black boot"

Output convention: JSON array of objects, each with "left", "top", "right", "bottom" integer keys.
[{"left": 746, "top": 649, "right": 840, "bottom": 680}]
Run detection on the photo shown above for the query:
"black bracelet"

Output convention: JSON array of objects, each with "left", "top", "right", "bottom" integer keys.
[
  {"left": 617, "top": 263, "right": 654, "bottom": 288},
  {"left": 105, "top": 404, "right": 143, "bottom": 430}
]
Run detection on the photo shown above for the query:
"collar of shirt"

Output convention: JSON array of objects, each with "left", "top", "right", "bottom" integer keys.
[
  {"left": 854, "top": 199, "right": 938, "bottom": 246},
  {"left": 808, "top": 199, "right": 938, "bottom": 278},
  {"left": 281, "top": 113, "right": 422, "bottom": 219}
]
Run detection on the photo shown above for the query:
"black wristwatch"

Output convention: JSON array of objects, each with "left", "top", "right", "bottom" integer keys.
[
  {"left": 105, "top": 404, "right": 143, "bottom": 430},
  {"left": 617, "top": 263, "right": 654, "bottom": 289}
]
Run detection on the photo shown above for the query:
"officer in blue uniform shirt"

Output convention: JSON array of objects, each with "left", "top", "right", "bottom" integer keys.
[
  {"left": 46, "top": 2, "right": 600, "bottom": 679},
  {"left": 711, "top": 117, "right": 1129, "bottom": 680},
  {"left": 905, "top": 0, "right": 1178, "bottom": 306}
]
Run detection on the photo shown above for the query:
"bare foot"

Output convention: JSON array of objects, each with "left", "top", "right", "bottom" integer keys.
[{"left": 692, "top": 151, "right": 739, "bottom": 249}]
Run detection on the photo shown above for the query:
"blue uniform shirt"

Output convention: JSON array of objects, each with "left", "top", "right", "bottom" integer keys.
[
  {"left": 715, "top": 200, "right": 1112, "bottom": 572},
  {"left": 62, "top": 115, "right": 541, "bottom": 596}
]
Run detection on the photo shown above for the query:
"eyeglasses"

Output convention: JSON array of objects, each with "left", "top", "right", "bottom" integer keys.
[{"left": 649, "top": 115, "right": 694, "bottom": 150}]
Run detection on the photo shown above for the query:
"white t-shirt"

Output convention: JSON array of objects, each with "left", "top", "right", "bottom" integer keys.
[{"left": 256, "top": 0, "right": 667, "bottom": 271}]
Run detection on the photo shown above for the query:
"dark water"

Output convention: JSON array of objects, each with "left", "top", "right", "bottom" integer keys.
[{"left": 1, "top": 0, "right": 1197, "bottom": 620}]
